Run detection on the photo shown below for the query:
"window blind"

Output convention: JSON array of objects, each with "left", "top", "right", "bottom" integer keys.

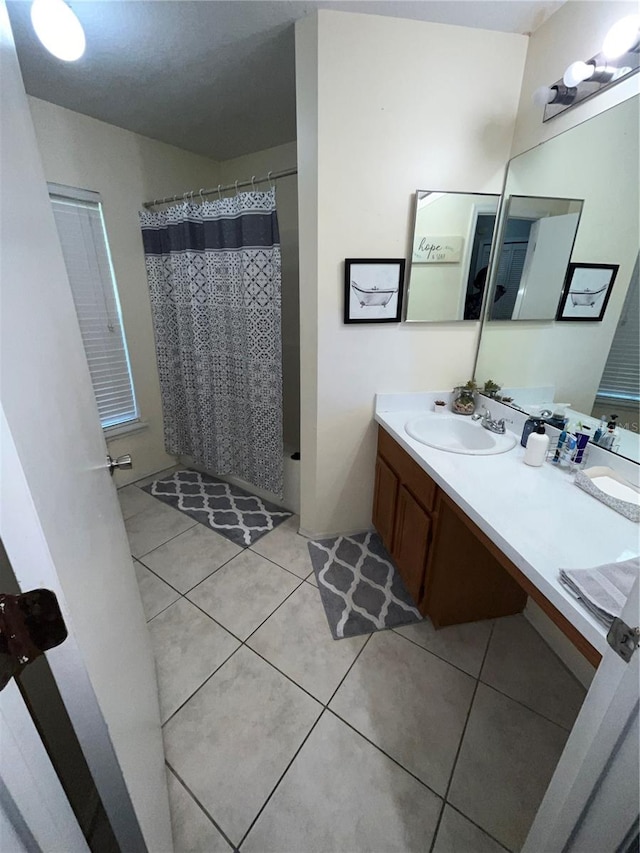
[
  {"left": 49, "top": 185, "right": 138, "bottom": 429},
  {"left": 597, "top": 255, "right": 640, "bottom": 405}
]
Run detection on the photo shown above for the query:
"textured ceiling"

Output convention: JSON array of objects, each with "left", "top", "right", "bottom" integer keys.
[{"left": 7, "top": 0, "right": 564, "bottom": 160}]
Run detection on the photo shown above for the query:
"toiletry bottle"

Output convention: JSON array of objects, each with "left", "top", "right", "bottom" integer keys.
[
  {"left": 574, "top": 426, "right": 591, "bottom": 464},
  {"left": 521, "top": 416, "right": 543, "bottom": 448},
  {"left": 553, "top": 425, "right": 568, "bottom": 463},
  {"left": 561, "top": 434, "right": 577, "bottom": 466},
  {"left": 524, "top": 423, "right": 549, "bottom": 467},
  {"left": 593, "top": 415, "right": 607, "bottom": 444},
  {"left": 599, "top": 415, "right": 619, "bottom": 450}
]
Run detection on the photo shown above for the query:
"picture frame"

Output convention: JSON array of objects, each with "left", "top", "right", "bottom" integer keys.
[
  {"left": 556, "top": 262, "right": 619, "bottom": 322},
  {"left": 344, "top": 258, "right": 406, "bottom": 324}
]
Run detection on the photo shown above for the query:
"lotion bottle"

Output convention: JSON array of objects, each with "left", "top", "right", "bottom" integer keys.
[{"left": 524, "top": 423, "right": 549, "bottom": 467}]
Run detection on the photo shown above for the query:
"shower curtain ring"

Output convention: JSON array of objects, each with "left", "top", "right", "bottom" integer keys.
[
  {"left": 199, "top": 188, "right": 205, "bottom": 202},
  {"left": 234, "top": 180, "right": 239, "bottom": 196},
  {"left": 267, "top": 171, "right": 274, "bottom": 190},
  {"left": 251, "top": 175, "right": 256, "bottom": 191},
  {"left": 217, "top": 184, "right": 223, "bottom": 200},
  {"left": 190, "top": 190, "right": 195, "bottom": 201}
]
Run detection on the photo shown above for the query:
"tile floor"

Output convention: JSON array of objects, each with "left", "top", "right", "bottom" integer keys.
[{"left": 120, "top": 474, "right": 587, "bottom": 853}]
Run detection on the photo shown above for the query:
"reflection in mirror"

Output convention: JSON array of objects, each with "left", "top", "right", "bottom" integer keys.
[
  {"left": 489, "top": 195, "right": 583, "bottom": 321},
  {"left": 404, "top": 191, "right": 498, "bottom": 322},
  {"left": 475, "top": 96, "right": 639, "bottom": 463}
]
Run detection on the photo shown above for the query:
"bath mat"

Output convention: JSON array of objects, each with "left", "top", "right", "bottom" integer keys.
[
  {"left": 308, "top": 531, "right": 422, "bottom": 639},
  {"left": 143, "top": 469, "right": 292, "bottom": 547}
]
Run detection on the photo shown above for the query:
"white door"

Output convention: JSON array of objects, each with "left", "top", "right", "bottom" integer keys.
[
  {"left": 0, "top": 679, "right": 88, "bottom": 852},
  {"left": 513, "top": 212, "right": 580, "bottom": 319},
  {"left": 0, "top": 7, "right": 172, "bottom": 852},
  {"left": 523, "top": 575, "right": 640, "bottom": 852}
]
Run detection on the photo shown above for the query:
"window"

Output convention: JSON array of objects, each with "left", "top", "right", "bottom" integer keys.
[
  {"left": 48, "top": 184, "right": 138, "bottom": 430},
  {"left": 596, "top": 255, "right": 640, "bottom": 408}
]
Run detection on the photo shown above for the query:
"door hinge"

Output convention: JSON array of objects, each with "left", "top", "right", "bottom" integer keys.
[{"left": 607, "top": 617, "right": 640, "bottom": 663}]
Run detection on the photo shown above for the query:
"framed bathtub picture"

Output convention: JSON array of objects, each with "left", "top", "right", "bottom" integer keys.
[
  {"left": 556, "top": 263, "right": 619, "bottom": 321},
  {"left": 344, "top": 258, "right": 406, "bottom": 323}
]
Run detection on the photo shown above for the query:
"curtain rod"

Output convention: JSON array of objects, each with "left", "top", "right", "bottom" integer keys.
[{"left": 143, "top": 167, "right": 298, "bottom": 209}]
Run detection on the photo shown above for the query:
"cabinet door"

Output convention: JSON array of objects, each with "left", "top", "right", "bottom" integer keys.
[
  {"left": 372, "top": 455, "right": 399, "bottom": 553},
  {"left": 422, "top": 493, "right": 526, "bottom": 626},
  {"left": 392, "top": 486, "right": 431, "bottom": 605}
]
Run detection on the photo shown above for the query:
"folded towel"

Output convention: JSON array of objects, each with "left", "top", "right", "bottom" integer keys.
[{"left": 559, "top": 557, "right": 639, "bottom": 628}]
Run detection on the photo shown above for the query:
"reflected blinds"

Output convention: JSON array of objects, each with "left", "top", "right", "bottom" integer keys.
[
  {"left": 49, "top": 185, "right": 137, "bottom": 429},
  {"left": 597, "top": 256, "right": 640, "bottom": 405}
]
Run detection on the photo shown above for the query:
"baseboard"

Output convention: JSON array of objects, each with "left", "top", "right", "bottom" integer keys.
[{"left": 524, "top": 598, "right": 597, "bottom": 689}]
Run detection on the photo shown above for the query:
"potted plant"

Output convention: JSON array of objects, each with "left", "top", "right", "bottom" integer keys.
[
  {"left": 483, "top": 379, "right": 501, "bottom": 399},
  {"left": 433, "top": 399, "right": 447, "bottom": 414},
  {"left": 451, "top": 380, "right": 477, "bottom": 416}
]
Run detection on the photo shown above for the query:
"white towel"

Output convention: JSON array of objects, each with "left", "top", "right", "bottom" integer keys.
[{"left": 559, "top": 557, "right": 639, "bottom": 628}]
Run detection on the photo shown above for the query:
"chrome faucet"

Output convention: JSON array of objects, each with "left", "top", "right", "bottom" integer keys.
[{"left": 472, "top": 406, "right": 512, "bottom": 435}]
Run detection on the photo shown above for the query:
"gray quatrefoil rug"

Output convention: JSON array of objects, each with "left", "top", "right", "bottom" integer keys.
[
  {"left": 307, "top": 531, "right": 422, "bottom": 639},
  {"left": 143, "top": 469, "right": 291, "bottom": 547}
]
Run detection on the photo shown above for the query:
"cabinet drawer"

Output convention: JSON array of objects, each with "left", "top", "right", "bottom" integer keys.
[{"left": 377, "top": 426, "right": 436, "bottom": 512}]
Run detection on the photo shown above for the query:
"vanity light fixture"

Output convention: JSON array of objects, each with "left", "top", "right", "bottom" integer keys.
[
  {"left": 602, "top": 14, "right": 640, "bottom": 60},
  {"left": 30, "top": 0, "right": 85, "bottom": 62},
  {"left": 533, "top": 84, "right": 576, "bottom": 107},
  {"left": 534, "top": 14, "right": 639, "bottom": 121},
  {"left": 562, "top": 61, "right": 616, "bottom": 88}
]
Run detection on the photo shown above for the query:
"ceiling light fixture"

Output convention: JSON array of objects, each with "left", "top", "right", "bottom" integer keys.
[
  {"left": 602, "top": 14, "right": 640, "bottom": 60},
  {"left": 30, "top": 0, "right": 85, "bottom": 62}
]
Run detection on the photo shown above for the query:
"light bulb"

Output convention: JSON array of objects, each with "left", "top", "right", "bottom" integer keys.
[
  {"left": 602, "top": 14, "right": 640, "bottom": 59},
  {"left": 532, "top": 85, "right": 555, "bottom": 107},
  {"left": 563, "top": 61, "right": 593, "bottom": 88},
  {"left": 30, "top": 0, "right": 85, "bottom": 62}
]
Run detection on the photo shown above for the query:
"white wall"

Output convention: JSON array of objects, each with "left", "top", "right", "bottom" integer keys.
[
  {"left": 217, "top": 141, "right": 300, "bottom": 449},
  {"left": 511, "top": 0, "right": 640, "bottom": 155},
  {"left": 296, "top": 10, "right": 527, "bottom": 536},
  {"left": 27, "top": 97, "right": 221, "bottom": 484}
]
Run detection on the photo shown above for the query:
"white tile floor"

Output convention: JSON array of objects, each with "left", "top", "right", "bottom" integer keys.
[{"left": 121, "top": 477, "right": 587, "bottom": 853}]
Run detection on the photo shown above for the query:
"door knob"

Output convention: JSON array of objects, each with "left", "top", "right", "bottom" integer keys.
[
  {"left": 0, "top": 589, "right": 67, "bottom": 690},
  {"left": 107, "top": 453, "right": 133, "bottom": 475}
]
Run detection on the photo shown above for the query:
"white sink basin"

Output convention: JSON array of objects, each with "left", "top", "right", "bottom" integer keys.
[{"left": 405, "top": 415, "right": 517, "bottom": 455}]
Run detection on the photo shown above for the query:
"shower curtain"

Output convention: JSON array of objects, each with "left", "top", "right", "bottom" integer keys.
[{"left": 139, "top": 188, "right": 283, "bottom": 496}]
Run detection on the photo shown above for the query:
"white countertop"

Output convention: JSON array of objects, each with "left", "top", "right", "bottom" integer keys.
[{"left": 375, "top": 394, "right": 640, "bottom": 655}]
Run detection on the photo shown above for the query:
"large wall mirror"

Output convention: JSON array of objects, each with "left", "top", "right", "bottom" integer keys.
[
  {"left": 404, "top": 191, "right": 499, "bottom": 322},
  {"left": 475, "top": 95, "right": 639, "bottom": 463}
]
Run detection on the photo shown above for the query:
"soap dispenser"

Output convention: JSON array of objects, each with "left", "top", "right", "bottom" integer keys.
[
  {"left": 593, "top": 415, "right": 607, "bottom": 444},
  {"left": 598, "top": 415, "right": 619, "bottom": 450},
  {"left": 524, "top": 423, "right": 549, "bottom": 467},
  {"left": 521, "top": 416, "right": 544, "bottom": 447}
]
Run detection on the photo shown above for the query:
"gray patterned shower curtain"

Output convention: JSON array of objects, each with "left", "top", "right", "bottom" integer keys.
[{"left": 139, "top": 188, "right": 283, "bottom": 496}]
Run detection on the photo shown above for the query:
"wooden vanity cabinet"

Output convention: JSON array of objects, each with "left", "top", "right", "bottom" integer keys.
[
  {"left": 373, "top": 425, "right": 601, "bottom": 666},
  {"left": 373, "top": 425, "right": 526, "bottom": 625}
]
